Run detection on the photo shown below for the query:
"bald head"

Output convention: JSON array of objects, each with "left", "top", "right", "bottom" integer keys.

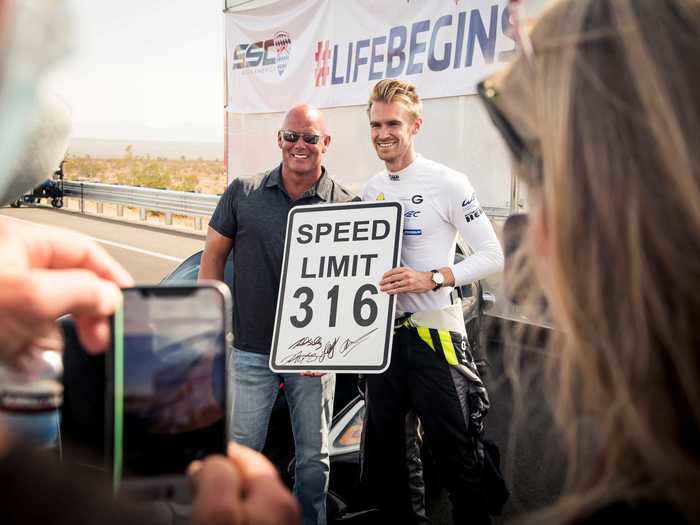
[
  {"left": 281, "top": 104, "right": 328, "bottom": 135},
  {"left": 278, "top": 104, "right": 331, "bottom": 183}
]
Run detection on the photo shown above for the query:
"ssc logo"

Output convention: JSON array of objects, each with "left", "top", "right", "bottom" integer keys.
[
  {"left": 404, "top": 210, "right": 421, "bottom": 218},
  {"left": 232, "top": 31, "right": 293, "bottom": 77},
  {"left": 411, "top": 194, "right": 423, "bottom": 204}
]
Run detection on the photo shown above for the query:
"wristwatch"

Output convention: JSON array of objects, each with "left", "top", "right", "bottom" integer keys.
[{"left": 430, "top": 269, "right": 444, "bottom": 291}]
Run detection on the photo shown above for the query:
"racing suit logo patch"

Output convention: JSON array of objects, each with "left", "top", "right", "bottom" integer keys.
[
  {"left": 462, "top": 192, "right": 482, "bottom": 222},
  {"left": 464, "top": 209, "right": 483, "bottom": 222}
]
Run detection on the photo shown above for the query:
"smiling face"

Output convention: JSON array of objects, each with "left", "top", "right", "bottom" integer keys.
[
  {"left": 369, "top": 100, "right": 421, "bottom": 172},
  {"left": 278, "top": 105, "right": 330, "bottom": 180}
]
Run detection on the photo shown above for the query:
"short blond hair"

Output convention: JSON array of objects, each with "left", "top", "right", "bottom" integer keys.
[{"left": 367, "top": 79, "right": 422, "bottom": 121}]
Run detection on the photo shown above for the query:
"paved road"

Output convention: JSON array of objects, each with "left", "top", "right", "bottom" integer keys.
[{"left": 0, "top": 206, "right": 205, "bottom": 282}]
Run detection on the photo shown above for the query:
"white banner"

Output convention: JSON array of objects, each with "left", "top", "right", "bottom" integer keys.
[
  {"left": 270, "top": 201, "right": 403, "bottom": 373},
  {"left": 226, "top": 0, "right": 517, "bottom": 114}
]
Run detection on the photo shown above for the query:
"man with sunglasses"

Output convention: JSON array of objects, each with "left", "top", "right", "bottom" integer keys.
[
  {"left": 361, "top": 79, "right": 504, "bottom": 524},
  {"left": 200, "top": 104, "right": 356, "bottom": 525}
]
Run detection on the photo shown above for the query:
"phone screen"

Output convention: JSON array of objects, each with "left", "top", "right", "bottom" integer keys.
[{"left": 110, "top": 285, "right": 230, "bottom": 489}]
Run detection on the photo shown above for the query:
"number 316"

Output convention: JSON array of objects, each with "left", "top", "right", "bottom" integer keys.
[{"left": 290, "top": 284, "right": 378, "bottom": 328}]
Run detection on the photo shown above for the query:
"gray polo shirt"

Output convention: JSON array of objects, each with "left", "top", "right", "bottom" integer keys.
[{"left": 209, "top": 164, "right": 357, "bottom": 354}]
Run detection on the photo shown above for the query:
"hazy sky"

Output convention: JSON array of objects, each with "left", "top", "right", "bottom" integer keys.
[{"left": 47, "top": 0, "right": 225, "bottom": 143}]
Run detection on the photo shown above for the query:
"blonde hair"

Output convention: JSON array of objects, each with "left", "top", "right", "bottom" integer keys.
[
  {"left": 499, "top": 0, "right": 700, "bottom": 521},
  {"left": 367, "top": 78, "right": 422, "bottom": 120}
]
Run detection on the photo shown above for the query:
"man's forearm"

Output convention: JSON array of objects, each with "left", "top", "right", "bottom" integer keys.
[{"left": 198, "top": 252, "right": 227, "bottom": 282}]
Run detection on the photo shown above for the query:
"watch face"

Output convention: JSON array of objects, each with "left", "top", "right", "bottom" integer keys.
[{"left": 432, "top": 271, "right": 444, "bottom": 285}]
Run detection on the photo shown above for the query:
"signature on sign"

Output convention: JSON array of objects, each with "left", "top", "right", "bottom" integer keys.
[{"left": 282, "top": 328, "right": 379, "bottom": 365}]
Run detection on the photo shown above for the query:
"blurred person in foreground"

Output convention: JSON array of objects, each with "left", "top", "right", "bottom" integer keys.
[
  {"left": 480, "top": 0, "right": 700, "bottom": 522},
  {"left": 0, "top": 0, "right": 298, "bottom": 523}
]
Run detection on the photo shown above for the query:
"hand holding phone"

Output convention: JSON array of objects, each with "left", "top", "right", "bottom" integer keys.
[
  {"left": 189, "top": 443, "right": 301, "bottom": 525},
  {"left": 108, "top": 282, "right": 232, "bottom": 500}
]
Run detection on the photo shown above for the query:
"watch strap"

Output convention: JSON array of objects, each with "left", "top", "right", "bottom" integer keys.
[{"left": 430, "top": 269, "right": 443, "bottom": 291}]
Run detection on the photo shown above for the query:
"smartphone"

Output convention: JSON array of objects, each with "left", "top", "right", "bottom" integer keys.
[{"left": 106, "top": 282, "right": 233, "bottom": 500}]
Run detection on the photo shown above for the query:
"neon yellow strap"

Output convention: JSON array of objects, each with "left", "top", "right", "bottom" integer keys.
[
  {"left": 438, "top": 329, "right": 459, "bottom": 365},
  {"left": 416, "top": 326, "right": 435, "bottom": 352}
]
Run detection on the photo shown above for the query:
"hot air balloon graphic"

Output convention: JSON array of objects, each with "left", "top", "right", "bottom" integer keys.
[{"left": 274, "top": 31, "right": 291, "bottom": 77}]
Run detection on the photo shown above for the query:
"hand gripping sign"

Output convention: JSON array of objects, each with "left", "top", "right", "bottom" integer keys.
[{"left": 271, "top": 201, "right": 403, "bottom": 373}]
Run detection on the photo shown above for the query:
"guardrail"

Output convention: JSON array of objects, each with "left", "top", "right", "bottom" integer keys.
[{"left": 63, "top": 181, "right": 220, "bottom": 230}]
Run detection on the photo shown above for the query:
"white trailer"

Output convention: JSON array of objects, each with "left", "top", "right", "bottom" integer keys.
[{"left": 221, "top": 0, "right": 545, "bottom": 320}]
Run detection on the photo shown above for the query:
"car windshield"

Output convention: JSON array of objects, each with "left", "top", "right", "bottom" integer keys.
[{"left": 163, "top": 251, "right": 234, "bottom": 297}]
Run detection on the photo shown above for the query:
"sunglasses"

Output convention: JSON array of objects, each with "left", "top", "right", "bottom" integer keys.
[
  {"left": 477, "top": 79, "right": 542, "bottom": 184},
  {"left": 281, "top": 130, "right": 322, "bottom": 145},
  {"left": 477, "top": 80, "right": 528, "bottom": 162},
  {"left": 474, "top": 0, "right": 546, "bottom": 177}
]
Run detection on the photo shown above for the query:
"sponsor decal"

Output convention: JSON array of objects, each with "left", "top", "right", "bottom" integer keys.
[
  {"left": 404, "top": 229, "right": 423, "bottom": 236},
  {"left": 227, "top": 2, "right": 522, "bottom": 114},
  {"left": 404, "top": 210, "right": 421, "bottom": 218},
  {"left": 411, "top": 194, "right": 423, "bottom": 204},
  {"left": 464, "top": 209, "right": 483, "bottom": 223},
  {"left": 389, "top": 173, "right": 400, "bottom": 181},
  {"left": 457, "top": 337, "right": 468, "bottom": 363},
  {"left": 232, "top": 31, "right": 293, "bottom": 77},
  {"left": 462, "top": 192, "right": 482, "bottom": 220},
  {"left": 462, "top": 193, "right": 476, "bottom": 208},
  {"left": 376, "top": 193, "right": 385, "bottom": 201}
]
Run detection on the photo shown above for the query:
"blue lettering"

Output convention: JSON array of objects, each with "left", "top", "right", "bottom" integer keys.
[
  {"left": 345, "top": 42, "right": 353, "bottom": 85},
  {"left": 331, "top": 44, "right": 344, "bottom": 84},
  {"left": 453, "top": 12, "right": 466, "bottom": 69},
  {"left": 407, "top": 20, "right": 429, "bottom": 75},
  {"left": 262, "top": 39, "right": 276, "bottom": 66},
  {"left": 353, "top": 39, "right": 370, "bottom": 82},
  {"left": 315, "top": 4, "right": 512, "bottom": 82},
  {"left": 465, "top": 6, "right": 498, "bottom": 67},
  {"left": 369, "top": 36, "right": 386, "bottom": 81},
  {"left": 386, "top": 25, "right": 407, "bottom": 77},
  {"left": 428, "top": 15, "right": 452, "bottom": 72}
]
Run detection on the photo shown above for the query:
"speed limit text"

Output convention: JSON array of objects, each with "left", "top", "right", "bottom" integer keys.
[
  {"left": 296, "top": 219, "right": 390, "bottom": 244},
  {"left": 296, "top": 219, "right": 389, "bottom": 279}
]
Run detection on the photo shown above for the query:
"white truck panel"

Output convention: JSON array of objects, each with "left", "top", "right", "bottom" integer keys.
[{"left": 227, "top": 94, "right": 514, "bottom": 217}]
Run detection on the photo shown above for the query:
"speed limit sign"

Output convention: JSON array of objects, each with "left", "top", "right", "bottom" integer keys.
[{"left": 270, "top": 201, "right": 403, "bottom": 373}]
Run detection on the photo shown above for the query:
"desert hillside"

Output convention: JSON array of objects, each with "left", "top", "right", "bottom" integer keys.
[{"left": 64, "top": 149, "right": 227, "bottom": 195}]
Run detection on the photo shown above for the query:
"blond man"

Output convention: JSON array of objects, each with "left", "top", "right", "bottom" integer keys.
[{"left": 361, "top": 79, "right": 503, "bottom": 524}]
